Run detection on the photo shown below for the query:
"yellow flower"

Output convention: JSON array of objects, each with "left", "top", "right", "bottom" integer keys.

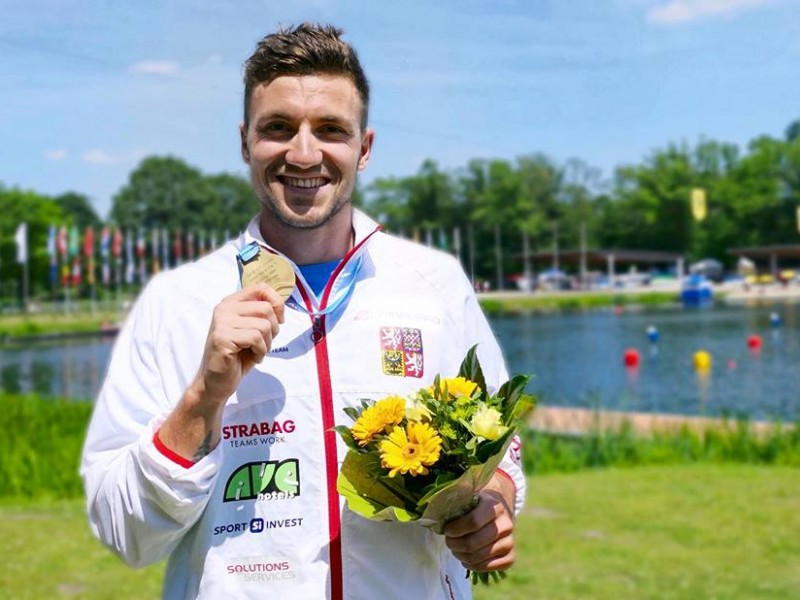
[
  {"left": 405, "top": 395, "right": 432, "bottom": 422},
  {"left": 380, "top": 422, "right": 442, "bottom": 477},
  {"left": 438, "top": 377, "right": 478, "bottom": 400},
  {"left": 351, "top": 396, "right": 405, "bottom": 446},
  {"left": 469, "top": 405, "right": 507, "bottom": 440}
]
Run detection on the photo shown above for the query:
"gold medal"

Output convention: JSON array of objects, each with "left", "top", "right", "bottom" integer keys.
[{"left": 239, "top": 245, "right": 295, "bottom": 300}]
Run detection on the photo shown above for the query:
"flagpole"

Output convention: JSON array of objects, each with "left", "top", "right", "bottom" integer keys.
[
  {"left": 15, "top": 223, "right": 29, "bottom": 312},
  {"left": 22, "top": 255, "right": 29, "bottom": 312}
]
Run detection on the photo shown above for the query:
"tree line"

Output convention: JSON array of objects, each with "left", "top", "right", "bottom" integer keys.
[{"left": 2, "top": 120, "right": 799, "bottom": 300}]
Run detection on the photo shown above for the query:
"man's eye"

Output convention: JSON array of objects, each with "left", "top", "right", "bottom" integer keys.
[
  {"left": 265, "top": 122, "right": 289, "bottom": 132},
  {"left": 321, "top": 125, "right": 346, "bottom": 135}
]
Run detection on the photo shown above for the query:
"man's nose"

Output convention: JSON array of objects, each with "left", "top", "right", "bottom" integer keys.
[{"left": 285, "top": 127, "right": 322, "bottom": 169}]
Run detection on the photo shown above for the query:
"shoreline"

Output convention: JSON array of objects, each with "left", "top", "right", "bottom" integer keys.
[
  {"left": 478, "top": 280, "right": 800, "bottom": 304},
  {"left": 3, "top": 282, "right": 800, "bottom": 342},
  {"left": 530, "top": 405, "right": 794, "bottom": 437}
]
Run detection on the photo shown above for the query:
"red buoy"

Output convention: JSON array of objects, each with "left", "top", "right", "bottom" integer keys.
[
  {"left": 747, "top": 334, "right": 763, "bottom": 350},
  {"left": 623, "top": 348, "right": 641, "bottom": 367}
]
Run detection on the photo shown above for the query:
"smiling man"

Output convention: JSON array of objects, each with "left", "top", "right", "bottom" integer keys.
[{"left": 81, "top": 23, "right": 525, "bottom": 600}]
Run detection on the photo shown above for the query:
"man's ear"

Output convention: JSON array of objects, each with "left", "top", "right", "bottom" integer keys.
[
  {"left": 239, "top": 123, "right": 250, "bottom": 164},
  {"left": 357, "top": 128, "right": 375, "bottom": 172}
]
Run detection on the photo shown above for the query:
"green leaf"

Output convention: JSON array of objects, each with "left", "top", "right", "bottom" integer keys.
[
  {"left": 331, "top": 425, "right": 360, "bottom": 450},
  {"left": 337, "top": 451, "right": 420, "bottom": 522},
  {"left": 458, "top": 345, "right": 487, "bottom": 394},
  {"left": 509, "top": 393, "right": 536, "bottom": 423},
  {"left": 415, "top": 443, "right": 509, "bottom": 533},
  {"left": 475, "top": 426, "right": 516, "bottom": 463},
  {"left": 342, "top": 406, "right": 360, "bottom": 421}
]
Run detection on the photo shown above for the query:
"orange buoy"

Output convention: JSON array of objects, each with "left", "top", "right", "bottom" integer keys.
[
  {"left": 747, "top": 334, "right": 763, "bottom": 350},
  {"left": 623, "top": 348, "right": 640, "bottom": 367}
]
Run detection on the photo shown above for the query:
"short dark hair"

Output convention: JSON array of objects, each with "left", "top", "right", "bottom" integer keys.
[{"left": 243, "top": 23, "right": 370, "bottom": 130}]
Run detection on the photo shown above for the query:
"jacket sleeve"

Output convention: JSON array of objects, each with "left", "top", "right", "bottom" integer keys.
[
  {"left": 80, "top": 280, "right": 223, "bottom": 567},
  {"left": 462, "top": 286, "right": 527, "bottom": 517}
]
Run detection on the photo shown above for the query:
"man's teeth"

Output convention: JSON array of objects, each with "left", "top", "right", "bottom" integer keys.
[{"left": 284, "top": 177, "right": 326, "bottom": 189}]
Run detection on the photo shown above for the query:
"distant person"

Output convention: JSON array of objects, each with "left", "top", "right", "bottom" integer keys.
[{"left": 80, "top": 23, "right": 525, "bottom": 599}]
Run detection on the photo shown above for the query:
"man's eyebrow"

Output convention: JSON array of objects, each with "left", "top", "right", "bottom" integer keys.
[
  {"left": 254, "top": 111, "right": 293, "bottom": 126},
  {"left": 253, "top": 112, "right": 355, "bottom": 127}
]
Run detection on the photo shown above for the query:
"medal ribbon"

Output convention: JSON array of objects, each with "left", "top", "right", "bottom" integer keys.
[
  {"left": 237, "top": 241, "right": 363, "bottom": 318},
  {"left": 288, "top": 253, "right": 363, "bottom": 318}
]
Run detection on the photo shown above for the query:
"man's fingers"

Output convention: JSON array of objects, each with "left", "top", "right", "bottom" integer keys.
[
  {"left": 443, "top": 491, "right": 517, "bottom": 573},
  {"left": 207, "top": 326, "right": 270, "bottom": 363},
  {"left": 443, "top": 495, "right": 504, "bottom": 538},
  {"left": 455, "top": 541, "right": 516, "bottom": 573},
  {"left": 233, "top": 315, "right": 280, "bottom": 341},
  {"left": 235, "top": 283, "right": 286, "bottom": 323},
  {"left": 445, "top": 516, "right": 512, "bottom": 555}
]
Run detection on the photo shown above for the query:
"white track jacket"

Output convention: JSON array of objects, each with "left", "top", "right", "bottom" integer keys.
[{"left": 81, "top": 210, "right": 526, "bottom": 600}]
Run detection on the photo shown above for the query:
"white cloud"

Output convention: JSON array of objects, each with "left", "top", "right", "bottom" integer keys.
[
  {"left": 128, "top": 60, "right": 180, "bottom": 76},
  {"left": 647, "top": 0, "right": 778, "bottom": 24},
  {"left": 82, "top": 149, "right": 117, "bottom": 166},
  {"left": 44, "top": 149, "right": 67, "bottom": 161}
]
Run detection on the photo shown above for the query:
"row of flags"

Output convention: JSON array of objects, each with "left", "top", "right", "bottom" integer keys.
[
  {"left": 12, "top": 223, "right": 231, "bottom": 288},
  {"left": 9, "top": 221, "right": 475, "bottom": 294}
]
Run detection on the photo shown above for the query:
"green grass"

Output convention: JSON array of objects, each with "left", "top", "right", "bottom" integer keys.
[
  {"left": 523, "top": 421, "right": 800, "bottom": 473},
  {"left": 3, "top": 394, "right": 799, "bottom": 500},
  {"left": 0, "top": 395, "right": 92, "bottom": 498},
  {"left": 2, "top": 465, "right": 797, "bottom": 599},
  {"left": 478, "top": 291, "right": 681, "bottom": 315},
  {"left": 0, "top": 498, "right": 164, "bottom": 600},
  {"left": 0, "top": 311, "right": 123, "bottom": 338},
  {"left": 475, "top": 464, "right": 800, "bottom": 600}
]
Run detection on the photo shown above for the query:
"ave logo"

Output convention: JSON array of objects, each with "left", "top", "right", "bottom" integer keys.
[{"left": 223, "top": 458, "right": 300, "bottom": 502}]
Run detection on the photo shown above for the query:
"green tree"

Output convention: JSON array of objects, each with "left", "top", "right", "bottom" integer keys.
[
  {"left": 54, "top": 191, "right": 101, "bottom": 230},
  {"left": 202, "top": 173, "right": 256, "bottom": 235},
  {"left": 362, "top": 176, "right": 412, "bottom": 234},
  {"left": 465, "top": 158, "right": 522, "bottom": 288},
  {"left": 786, "top": 119, "right": 800, "bottom": 143},
  {"left": 111, "top": 156, "right": 256, "bottom": 238},
  {"left": 728, "top": 136, "right": 791, "bottom": 248},
  {"left": 405, "top": 159, "right": 457, "bottom": 241},
  {"left": 111, "top": 156, "right": 207, "bottom": 231},
  {"left": 513, "top": 154, "right": 564, "bottom": 281},
  {"left": 0, "top": 185, "right": 63, "bottom": 301},
  {"left": 598, "top": 144, "right": 694, "bottom": 256}
]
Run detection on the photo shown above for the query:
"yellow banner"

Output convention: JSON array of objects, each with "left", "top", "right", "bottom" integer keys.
[
  {"left": 691, "top": 188, "right": 707, "bottom": 222},
  {"left": 796, "top": 206, "right": 800, "bottom": 233}
]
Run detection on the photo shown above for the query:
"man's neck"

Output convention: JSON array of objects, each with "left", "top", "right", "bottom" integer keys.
[{"left": 259, "top": 208, "right": 354, "bottom": 266}]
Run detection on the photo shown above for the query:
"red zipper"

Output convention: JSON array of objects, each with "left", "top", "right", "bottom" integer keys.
[{"left": 296, "top": 226, "right": 380, "bottom": 600}]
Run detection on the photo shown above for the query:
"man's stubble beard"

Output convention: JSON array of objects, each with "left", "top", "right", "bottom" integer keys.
[{"left": 256, "top": 187, "right": 352, "bottom": 231}]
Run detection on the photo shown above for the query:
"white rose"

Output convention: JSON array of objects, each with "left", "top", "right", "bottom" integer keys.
[
  {"left": 469, "top": 405, "right": 507, "bottom": 441},
  {"left": 405, "top": 395, "right": 432, "bottom": 422}
]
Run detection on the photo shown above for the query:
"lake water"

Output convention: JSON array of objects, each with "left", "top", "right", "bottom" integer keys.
[{"left": 2, "top": 303, "right": 799, "bottom": 421}]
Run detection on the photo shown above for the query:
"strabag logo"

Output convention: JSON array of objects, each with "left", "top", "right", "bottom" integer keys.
[
  {"left": 222, "top": 419, "right": 295, "bottom": 448},
  {"left": 223, "top": 458, "right": 300, "bottom": 502},
  {"left": 380, "top": 326, "right": 424, "bottom": 378}
]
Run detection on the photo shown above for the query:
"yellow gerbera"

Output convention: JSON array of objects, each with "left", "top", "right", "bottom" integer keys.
[
  {"left": 351, "top": 395, "right": 406, "bottom": 446},
  {"left": 380, "top": 422, "right": 442, "bottom": 477},
  {"left": 438, "top": 376, "right": 478, "bottom": 400}
]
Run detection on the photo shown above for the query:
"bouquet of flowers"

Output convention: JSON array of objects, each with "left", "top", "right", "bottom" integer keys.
[{"left": 334, "top": 345, "right": 535, "bottom": 584}]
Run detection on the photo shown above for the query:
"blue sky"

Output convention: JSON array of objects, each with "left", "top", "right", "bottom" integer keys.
[{"left": 2, "top": 0, "right": 799, "bottom": 219}]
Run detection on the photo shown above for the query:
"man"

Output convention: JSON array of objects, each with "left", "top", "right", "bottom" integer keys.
[{"left": 81, "top": 23, "right": 525, "bottom": 599}]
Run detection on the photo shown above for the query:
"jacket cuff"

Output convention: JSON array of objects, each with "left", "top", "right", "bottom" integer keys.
[
  {"left": 498, "top": 435, "right": 526, "bottom": 516},
  {"left": 152, "top": 429, "right": 195, "bottom": 469}
]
